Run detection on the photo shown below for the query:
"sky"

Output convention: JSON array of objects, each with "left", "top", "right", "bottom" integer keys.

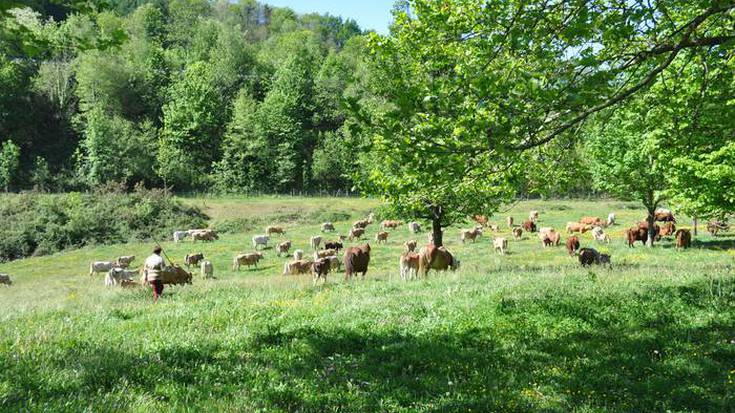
[{"left": 263, "top": 0, "right": 396, "bottom": 34}]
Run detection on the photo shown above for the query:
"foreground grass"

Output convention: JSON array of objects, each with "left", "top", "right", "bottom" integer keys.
[{"left": 1, "top": 197, "right": 734, "bottom": 412}]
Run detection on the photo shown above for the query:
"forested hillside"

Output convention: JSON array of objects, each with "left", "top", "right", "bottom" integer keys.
[{"left": 1, "top": 0, "right": 367, "bottom": 193}]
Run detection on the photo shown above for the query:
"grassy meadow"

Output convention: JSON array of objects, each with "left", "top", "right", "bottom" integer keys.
[{"left": 1, "top": 196, "right": 734, "bottom": 412}]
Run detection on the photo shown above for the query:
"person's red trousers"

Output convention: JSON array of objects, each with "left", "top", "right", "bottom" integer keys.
[{"left": 150, "top": 280, "right": 164, "bottom": 300}]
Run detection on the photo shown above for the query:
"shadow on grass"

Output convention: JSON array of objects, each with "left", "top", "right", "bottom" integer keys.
[{"left": 2, "top": 279, "right": 734, "bottom": 412}]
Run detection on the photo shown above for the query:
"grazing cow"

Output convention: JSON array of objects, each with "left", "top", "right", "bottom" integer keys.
[
  {"left": 375, "top": 231, "right": 389, "bottom": 244},
  {"left": 675, "top": 229, "right": 692, "bottom": 249},
  {"left": 192, "top": 231, "right": 218, "bottom": 242},
  {"left": 539, "top": 229, "right": 561, "bottom": 247},
  {"left": 522, "top": 220, "right": 537, "bottom": 233},
  {"left": 607, "top": 213, "right": 616, "bottom": 227},
  {"left": 0, "top": 274, "right": 11, "bottom": 286},
  {"left": 353, "top": 219, "right": 370, "bottom": 229},
  {"left": 399, "top": 252, "right": 420, "bottom": 280},
  {"left": 89, "top": 261, "right": 114, "bottom": 277},
  {"left": 312, "top": 258, "right": 331, "bottom": 285},
  {"left": 310, "top": 235, "right": 323, "bottom": 250},
  {"left": 591, "top": 226, "right": 611, "bottom": 243},
  {"left": 145, "top": 266, "right": 192, "bottom": 286},
  {"left": 116, "top": 255, "right": 135, "bottom": 268},
  {"left": 324, "top": 241, "right": 343, "bottom": 252},
  {"left": 404, "top": 239, "right": 418, "bottom": 252},
  {"left": 566, "top": 222, "right": 592, "bottom": 234},
  {"left": 493, "top": 237, "right": 508, "bottom": 255},
  {"left": 529, "top": 210, "right": 539, "bottom": 222},
  {"left": 659, "top": 222, "right": 676, "bottom": 237},
  {"left": 578, "top": 248, "right": 611, "bottom": 267},
  {"left": 637, "top": 221, "right": 662, "bottom": 241},
  {"left": 232, "top": 252, "right": 264, "bottom": 271},
  {"left": 348, "top": 227, "right": 365, "bottom": 241},
  {"left": 507, "top": 216, "right": 514, "bottom": 228},
  {"left": 580, "top": 216, "right": 604, "bottom": 226},
  {"left": 173, "top": 230, "right": 191, "bottom": 243},
  {"left": 381, "top": 220, "right": 402, "bottom": 230},
  {"left": 512, "top": 227, "right": 523, "bottom": 240},
  {"left": 626, "top": 227, "right": 648, "bottom": 247},
  {"left": 408, "top": 221, "right": 421, "bottom": 233},
  {"left": 276, "top": 240, "right": 292, "bottom": 257},
  {"left": 200, "top": 260, "right": 214, "bottom": 279},
  {"left": 314, "top": 249, "right": 337, "bottom": 260},
  {"left": 282, "top": 260, "right": 313, "bottom": 276},
  {"left": 473, "top": 215, "right": 489, "bottom": 227},
  {"left": 566, "top": 236, "right": 580, "bottom": 256},
  {"left": 460, "top": 227, "right": 483, "bottom": 243},
  {"left": 252, "top": 235, "right": 270, "bottom": 250},
  {"left": 325, "top": 255, "right": 341, "bottom": 272},
  {"left": 293, "top": 249, "right": 304, "bottom": 261},
  {"left": 321, "top": 222, "right": 335, "bottom": 232},
  {"left": 105, "top": 268, "right": 136, "bottom": 286},
  {"left": 418, "top": 245, "right": 460, "bottom": 277},
  {"left": 707, "top": 220, "right": 729, "bottom": 236},
  {"left": 654, "top": 208, "right": 676, "bottom": 222},
  {"left": 344, "top": 244, "right": 371, "bottom": 280},
  {"left": 185, "top": 253, "right": 205, "bottom": 268},
  {"left": 265, "top": 225, "right": 285, "bottom": 236}
]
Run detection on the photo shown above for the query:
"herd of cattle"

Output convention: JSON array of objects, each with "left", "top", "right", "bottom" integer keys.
[{"left": 0, "top": 207, "right": 729, "bottom": 290}]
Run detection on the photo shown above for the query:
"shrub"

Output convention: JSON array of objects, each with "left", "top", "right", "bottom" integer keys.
[{"left": 0, "top": 186, "right": 208, "bottom": 261}]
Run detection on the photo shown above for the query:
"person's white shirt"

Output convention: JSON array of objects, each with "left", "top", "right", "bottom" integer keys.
[{"left": 144, "top": 253, "right": 164, "bottom": 270}]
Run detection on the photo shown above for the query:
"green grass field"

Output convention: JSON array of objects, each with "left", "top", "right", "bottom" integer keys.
[{"left": 1, "top": 197, "right": 734, "bottom": 412}]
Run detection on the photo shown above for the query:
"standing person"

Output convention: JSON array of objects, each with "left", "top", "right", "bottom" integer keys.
[{"left": 144, "top": 246, "right": 165, "bottom": 300}]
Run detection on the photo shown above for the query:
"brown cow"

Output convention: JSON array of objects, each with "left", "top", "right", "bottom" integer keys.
[
  {"left": 265, "top": 225, "right": 286, "bottom": 236},
  {"left": 375, "top": 231, "right": 389, "bottom": 244},
  {"left": 381, "top": 220, "right": 402, "bottom": 230},
  {"left": 675, "top": 229, "right": 692, "bottom": 249},
  {"left": 580, "top": 216, "right": 604, "bottom": 226},
  {"left": 566, "top": 236, "right": 580, "bottom": 256},
  {"left": 312, "top": 258, "right": 330, "bottom": 285},
  {"left": 399, "top": 252, "right": 420, "bottom": 280},
  {"left": 659, "top": 221, "right": 676, "bottom": 237},
  {"left": 349, "top": 227, "right": 365, "bottom": 241},
  {"left": 512, "top": 227, "right": 523, "bottom": 240},
  {"left": 344, "top": 244, "right": 371, "bottom": 280},
  {"left": 654, "top": 209, "right": 676, "bottom": 222},
  {"left": 418, "top": 245, "right": 460, "bottom": 277},
  {"left": 404, "top": 239, "right": 418, "bottom": 252},
  {"left": 473, "top": 215, "right": 489, "bottom": 227},
  {"left": 626, "top": 226, "right": 650, "bottom": 247},
  {"left": 283, "top": 259, "right": 313, "bottom": 275},
  {"left": 566, "top": 222, "right": 592, "bottom": 234},
  {"left": 324, "top": 241, "right": 343, "bottom": 252},
  {"left": 637, "top": 221, "right": 662, "bottom": 241},
  {"left": 353, "top": 219, "right": 370, "bottom": 229},
  {"left": 522, "top": 220, "right": 537, "bottom": 233}
]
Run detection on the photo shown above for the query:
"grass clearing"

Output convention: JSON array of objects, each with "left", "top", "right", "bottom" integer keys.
[{"left": 1, "top": 197, "right": 734, "bottom": 412}]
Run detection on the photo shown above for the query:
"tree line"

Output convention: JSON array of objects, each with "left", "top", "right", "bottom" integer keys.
[{"left": 1, "top": 0, "right": 365, "bottom": 193}]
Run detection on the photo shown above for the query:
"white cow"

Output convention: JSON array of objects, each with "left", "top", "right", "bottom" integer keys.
[
  {"left": 252, "top": 235, "right": 270, "bottom": 250},
  {"left": 173, "top": 230, "right": 191, "bottom": 243},
  {"left": 105, "top": 268, "right": 136, "bottom": 286},
  {"left": 201, "top": 260, "right": 214, "bottom": 279},
  {"left": 607, "top": 213, "right": 616, "bottom": 227},
  {"left": 493, "top": 237, "right": 508, "bottom": 255},
  {"left": 591, "top": 226, "right": 611, "bottom": 243},
  {"left": 310, "top": 235, "right": 322, "bottom": 250},
  {"left": 89, "top": 261, "right": 114, "bottom": 277}
]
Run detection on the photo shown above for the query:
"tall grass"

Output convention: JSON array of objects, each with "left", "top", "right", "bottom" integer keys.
[{"left": 0, "top": 198, "right": 733, "bottom": 412}]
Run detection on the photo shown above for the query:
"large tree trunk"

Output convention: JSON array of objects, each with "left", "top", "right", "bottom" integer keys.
[
  {"left": 431, "top": 217, "right": 443, "bottom": 247},
  {"left": 646, "top": 212, "right": 656, "bottom": 247},
  {"left": 429, "top": 204, "right": 443, "bottom": 246}
]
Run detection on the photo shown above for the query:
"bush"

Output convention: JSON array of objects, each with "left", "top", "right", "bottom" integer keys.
[{"left": 0, "top": 186, "right": 208, "bottom": 261}]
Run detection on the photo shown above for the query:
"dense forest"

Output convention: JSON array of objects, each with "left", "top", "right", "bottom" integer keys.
[
  {"left": 1, "top": 0, "right": 734, "bottom": 225},
  {"left": 1, "top": 0, "right": 369, "bottom": 194}
]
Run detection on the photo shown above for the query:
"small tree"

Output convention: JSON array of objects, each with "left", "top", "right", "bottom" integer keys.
[
  {"left": 0, "top": 140, "right": 21, "bottom": 192},
  {"left": 31, "top": 156, "right": 51, "bottom": 192},
  {"left": 584, "top": 101, "right": 670, "bottom": 246}
]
